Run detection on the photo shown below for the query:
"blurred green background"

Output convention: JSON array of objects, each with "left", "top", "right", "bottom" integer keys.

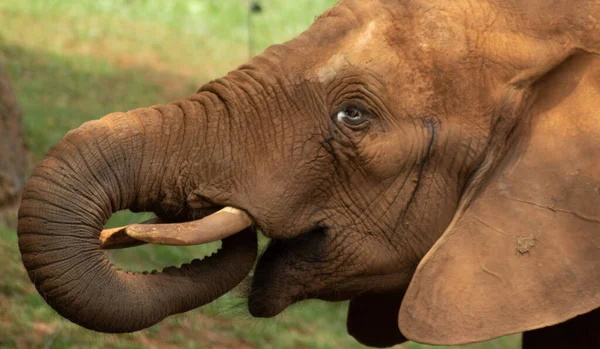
[{"left": 0, "top": 1, "right": 521, "bottom": 348}]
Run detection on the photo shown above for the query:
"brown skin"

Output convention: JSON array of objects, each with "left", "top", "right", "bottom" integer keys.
[{"left": 17, "top": 0, "right": 600, "bottom": 346}]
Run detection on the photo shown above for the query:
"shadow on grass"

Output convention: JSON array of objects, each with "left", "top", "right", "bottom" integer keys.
[{"left": 0, "top": 38, "right": 202, "bottom": 160}]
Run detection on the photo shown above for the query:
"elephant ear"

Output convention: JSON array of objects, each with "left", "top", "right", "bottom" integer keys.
[{"left": 399, "top": 53, "right": 600, "bottom": 345}]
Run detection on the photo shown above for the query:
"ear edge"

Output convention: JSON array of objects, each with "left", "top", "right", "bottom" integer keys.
[{"left": 397, "top": 52, "right": 600, "bottom": 344}]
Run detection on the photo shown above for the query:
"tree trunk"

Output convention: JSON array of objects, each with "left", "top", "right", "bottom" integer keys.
[{"left": 0, "top": 65, "right": 27, "bottom": 227}]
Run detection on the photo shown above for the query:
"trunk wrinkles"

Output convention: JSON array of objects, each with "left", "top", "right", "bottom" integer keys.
[{"left": 17, "top": 94, "right": 257, "bottom": 333}]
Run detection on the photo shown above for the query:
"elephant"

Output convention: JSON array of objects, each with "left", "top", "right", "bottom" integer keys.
[{"left": 17, "top": 0, "right": 600, "bottom": 347}]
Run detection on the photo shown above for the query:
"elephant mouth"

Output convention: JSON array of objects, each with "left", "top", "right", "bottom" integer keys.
[
  {"left": 99, "top": 209, "right": 338, "bottom": 318},
  {"left": 247, "top": 224, "right": 356, "bottom": 318}
]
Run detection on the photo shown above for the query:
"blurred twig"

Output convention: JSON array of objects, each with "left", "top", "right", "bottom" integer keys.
[
  {"left": 43, "top": 319, "right": 66, "bottom": 349},
  {"left": 247, "top": 1, "right": 262, "bottom": 60}
]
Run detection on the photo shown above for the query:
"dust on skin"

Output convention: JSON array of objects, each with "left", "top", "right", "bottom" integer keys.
[{"left": 516, "top": 234, "right": 537, "bottom": 254}]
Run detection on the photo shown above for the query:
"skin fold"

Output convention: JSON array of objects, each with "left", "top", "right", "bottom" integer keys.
[{"left": 17, "top": 0, "right": 600, "bottom": 347}]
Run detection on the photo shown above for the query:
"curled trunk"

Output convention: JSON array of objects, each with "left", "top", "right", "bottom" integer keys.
[{"left": 17, "top": 101, "right": 257, "bottom": 332}]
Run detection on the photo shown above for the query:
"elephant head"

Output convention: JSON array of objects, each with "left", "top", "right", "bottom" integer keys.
[{"left": 17, "top": 0, "right": 600, "bottom": 346}]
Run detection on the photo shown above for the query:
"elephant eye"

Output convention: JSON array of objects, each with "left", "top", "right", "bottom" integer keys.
[{"left": 336, "top": 107, "right": 366, "bottom": 126}]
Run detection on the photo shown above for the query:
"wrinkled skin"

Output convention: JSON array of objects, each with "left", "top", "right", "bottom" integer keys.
[{"left": 17, "top": 0, "right": 600, "bottom": 347}]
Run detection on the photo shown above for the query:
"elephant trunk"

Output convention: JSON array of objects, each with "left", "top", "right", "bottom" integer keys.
[{"left": 17, "top": 98, "right": 257, "bottom": 333}]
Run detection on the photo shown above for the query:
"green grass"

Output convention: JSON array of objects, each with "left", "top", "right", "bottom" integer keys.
[{"left": 0, "top": 1, "right": 521, "bottom": 348}]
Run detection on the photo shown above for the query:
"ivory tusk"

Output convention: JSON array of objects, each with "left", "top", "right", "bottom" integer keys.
[
  {"left": 126, "top": 207, "right": 253, "bottom": 246},
  {"left": 100, "top": 217, "right": 162, "bottom": 250},
  {"left": 99, "top": 207, "right": 253, "bottom": 249}
]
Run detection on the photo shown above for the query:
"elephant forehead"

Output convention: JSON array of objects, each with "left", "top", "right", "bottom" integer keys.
[
  {"left": 312, "top": 6, "right": 469, "bottom": 87},
  {"left": 314, "top": 20, "right": 403, "bottom": 85}
]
